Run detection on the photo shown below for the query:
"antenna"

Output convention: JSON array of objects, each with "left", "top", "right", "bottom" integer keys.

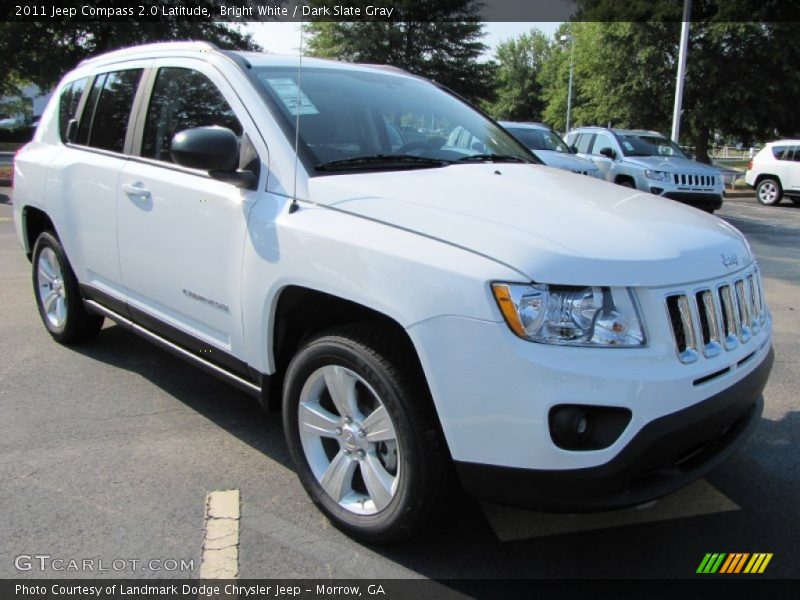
[{"left": 289, "top": 23, "right": 303, "bottom": 214}]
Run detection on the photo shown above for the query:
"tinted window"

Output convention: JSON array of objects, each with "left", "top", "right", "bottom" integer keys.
[
  {"left": 142, "top": 68, "right": 242, "bottom": 163},
  {"left": 772, "top": 145, "right": 791, "bottom": 160},
  {"left": 617, "top": 134, "right": 689, "bottom": 158},
  {"left": 58, "top": 77, "right": 87, "bottom": 142},
  {"left": 591, "top": 133, "right": 615, "bottom": 155},
  {"left": 251, "top": 67, "right": 536, "bottom": 168},
  {"left": 575, "top": 133, "right": 594, "bottom": 154},
  {"left": 506, "top": 128, "right": 570, "bottom": 153},
  {"left": 77, "top": 69, "right": 143, "bottom": 152},
  {"left": 793, "top": 146, "right": 800, "bottom": 161}
]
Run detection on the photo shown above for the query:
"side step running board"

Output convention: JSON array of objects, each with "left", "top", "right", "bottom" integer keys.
[{"left": 84, "top": 299, "right": 261, "bottom": 398}]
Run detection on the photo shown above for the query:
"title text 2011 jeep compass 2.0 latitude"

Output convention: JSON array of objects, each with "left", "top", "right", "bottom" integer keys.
[{"left": 13, "top": 43, "right": 773, "bottom": 543}]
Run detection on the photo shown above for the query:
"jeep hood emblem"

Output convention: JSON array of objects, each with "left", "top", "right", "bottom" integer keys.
[{"left": 721, "top": 252, "right": 739, "bottom": 267}]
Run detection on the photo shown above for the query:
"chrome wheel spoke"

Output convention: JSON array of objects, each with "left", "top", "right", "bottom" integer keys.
[
  {"left": 55, "top": 297, "right": 67, "bottom": 325},
  {"left": 360, "top": 453, "right": 395, "bottom": 512},
  {"left": 362, "top": 405, "right": 396, "bottom": 442},
  {"left": 42, "top": 290, "right": 58, "bottom": 313},
  {"left": 319, "top": 450, "right": 356, "bottom": 502},
  {"left": 322, "top": 365, "right": 359, "bottom": 418},
  {"left": 299, "top": 402, "right": 341, "bottom": 438}
]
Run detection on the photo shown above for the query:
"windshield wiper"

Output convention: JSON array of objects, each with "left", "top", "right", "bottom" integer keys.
[
  {"left": 457, "top": 153, "right": 530, "bottom": 164},
  {"left": 314, "top": 154, "right": 450, "bottom": 171}
]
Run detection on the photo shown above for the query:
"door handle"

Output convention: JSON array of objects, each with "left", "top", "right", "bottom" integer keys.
[{"left": 121, "top": 182, "right": 151, "bottom": 201}]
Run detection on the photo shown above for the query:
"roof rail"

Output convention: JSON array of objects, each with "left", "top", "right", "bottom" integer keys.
[{"left": 79, "top": 41, "right": 220, "bottom": 66}]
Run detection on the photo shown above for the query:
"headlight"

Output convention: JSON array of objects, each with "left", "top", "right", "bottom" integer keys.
[
  {"left": 645, "top": 170, "right": 669, "bottom": 181},
  {"left": 491, "top": 283, "right": 646, "bottom": 347}
]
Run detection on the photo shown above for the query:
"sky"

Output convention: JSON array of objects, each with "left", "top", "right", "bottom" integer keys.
[{"left": 243, "top": 22, "right": 562, "bottom": 59}]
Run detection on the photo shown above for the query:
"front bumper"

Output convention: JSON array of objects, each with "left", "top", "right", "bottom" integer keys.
[
  {"left": 659, "top": 191, "right": 723, "bottom": 211},
  {"left": 456, "top": 346, "right": 772, "bottom": 512}
]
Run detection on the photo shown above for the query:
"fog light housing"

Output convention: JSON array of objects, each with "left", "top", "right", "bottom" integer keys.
[
  {"left": 549, "top": 405, "right": 632, "bottom": 450},
  {"left": 650, "top": 187, "right": 664, "bottom": 195}
]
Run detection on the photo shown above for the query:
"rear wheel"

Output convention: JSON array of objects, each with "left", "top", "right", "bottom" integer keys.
[
  {"left": 282, "top": 324, "right": 452, "bottom": 543},
  {"left": 32, "top": 231, "right": 103, "bottom": 343},
  {"left": 756, "top": 178, "right": 782, "bottom": 205}
]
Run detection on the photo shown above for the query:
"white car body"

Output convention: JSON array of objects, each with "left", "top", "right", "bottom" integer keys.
[
  {"left": 13, "top": 43, "right": 773, "bottom": 517},
  {"left": 745, "top": 140, "right": 800, "bottom": 205}
]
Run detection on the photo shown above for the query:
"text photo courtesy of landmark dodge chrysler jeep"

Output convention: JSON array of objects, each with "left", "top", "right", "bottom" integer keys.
[
  {"left": 566, "top": 127, "right": 725, "bottom": 213},
  {"left": 13, "top": 43, "right": 773, "bottom": 543}
]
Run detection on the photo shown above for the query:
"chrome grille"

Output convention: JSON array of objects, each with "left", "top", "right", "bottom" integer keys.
[
  {"left": 666, "top": 267, "right": 767, "bottom": 364},
  {"left": 672, "top": 173, "right": 714, "bottom": 188}
]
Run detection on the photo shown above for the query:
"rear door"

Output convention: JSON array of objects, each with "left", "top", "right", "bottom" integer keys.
[
  {"left": 116, "top": 59, "right": 266, "bottom": 373},
  {"left": 46, "top": 64, "right": 148, "bottom": 310}
]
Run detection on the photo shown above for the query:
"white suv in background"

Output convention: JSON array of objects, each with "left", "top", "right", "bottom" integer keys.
[
  {"left": 745, "top": 140, "right": 800, "bottom": 205},
  {"left": 566, "top": 127, "right": 725, "bottom": 213},
  {"left": 13, "top": 43, "right": 773, "bottom": 543}
]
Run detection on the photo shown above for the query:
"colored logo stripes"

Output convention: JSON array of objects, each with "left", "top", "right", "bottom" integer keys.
[{"left": 697, "top": 553, "right": 773, "bottom": 574}]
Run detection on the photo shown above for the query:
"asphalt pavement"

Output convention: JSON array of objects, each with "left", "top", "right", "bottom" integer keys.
[{"left": 0, "top": 188, "right": 798, "bottom": 582}]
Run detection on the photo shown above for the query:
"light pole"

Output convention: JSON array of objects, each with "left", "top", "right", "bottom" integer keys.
[
  {"left": 560, "top": 34, "right": 575, "bottom": 134},
  {"left": 671, "top": 0, "right": 692, "bottom": 143}
]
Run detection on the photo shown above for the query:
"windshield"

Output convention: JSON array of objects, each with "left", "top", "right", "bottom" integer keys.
[
  {"left": 251, "top": 66, "right": 536, "bottom": 171},
  {"left": 617, "top": 134, "right": 689, "bottom": 159},
  {"left": 505, "top": 127, "right": 571, "bottom": 153}
]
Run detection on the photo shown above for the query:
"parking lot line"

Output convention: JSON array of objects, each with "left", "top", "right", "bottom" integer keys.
[
  {"left": 482, "top": 479, "right": 739, "bottom": 542},
  {"left": 199, "top": 489, "right": 240, "bottom": 579}
]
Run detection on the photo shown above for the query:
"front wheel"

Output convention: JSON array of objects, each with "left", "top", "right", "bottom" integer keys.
[
  {"left": 282, "top": 325, "right": 452, "bottom": 543},
  {"left": 756, "top": 178, "right": 782, "bottom": 205},
  {"left": 32, "top": 231, "right": 103, "bottom": 343}
]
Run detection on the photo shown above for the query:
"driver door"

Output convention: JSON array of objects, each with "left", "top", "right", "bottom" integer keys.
[{"left": 587, "top": 132, "right": 618, "bottom": 180}]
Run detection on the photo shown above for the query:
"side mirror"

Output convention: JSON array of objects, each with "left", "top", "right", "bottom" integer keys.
[
  {"left": 569, "top": 145, "right": 579, "bottom": 154},
  {"left": 599, "top": 147, "right": 617, "bottom": 159},
  {"left": 65, "top": 118, "right": 79, "bottom": 143},
  {"left": 171, "top": 126, "right": 256, "bottom": 189}
]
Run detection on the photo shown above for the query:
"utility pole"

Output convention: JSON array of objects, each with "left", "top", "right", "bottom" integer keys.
[
  {"left": 671, "top": 0, "right": 692, "bottom": 143},
  {"left": 560, "top": 34, "right": 575, "bottom": 134}
]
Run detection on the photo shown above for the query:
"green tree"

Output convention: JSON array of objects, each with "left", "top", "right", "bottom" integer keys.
[
  {"left": 540, "top": 4, "right": 800, "bottom": 161},
  {"left": 483, "top": 29, "right": 551, "bottom": 121},
  {"left": 303, "top": 0, "right": 491, "bottom": 103},
  {"left": 0, "top": 4, "right": 258, "bottom": 98}
]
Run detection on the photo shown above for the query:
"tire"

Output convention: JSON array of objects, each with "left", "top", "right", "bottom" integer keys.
[
  {"left": 282, "top": 324, "right": 453, "bottom": 543},
  {"left": 617, "top": 178, "right": 636, "bottom": 189},
  {"left": 756, "top": 178, "right": 782, "bottom": 205},
  {"left": 32, "top": 231, "right": 104, "bottom": 343}
]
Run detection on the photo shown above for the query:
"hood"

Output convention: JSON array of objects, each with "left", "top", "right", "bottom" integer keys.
[
  {"left": 622, "top": 155, "right": 722, "bottom": 174},
  {"left": 534, "top": 150, "right": 599, "bottom": 173},
  {"left": 307, "top": 163, "right": 752, "bottom": 287}
]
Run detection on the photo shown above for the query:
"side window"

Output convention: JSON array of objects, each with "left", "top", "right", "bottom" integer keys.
[
  {"left": 58, "top": 77, "right": 87, "bottom": 142},
  {"left": 772, "top": 145, "right": 788, "bottom": 160},
  {"left": 77, "top": 69, "right": 143, "bottom": 153},
  {"left": 141, "top": 67, "right": 243, "bottom": 163},
  {"left": 591, "top": 133, "right": 615, "bottom": 155},
  {"left": 575, "top": 133, "right": 594, "bottom": 154},
  {"left": 793, "top": 146, "right": 800, "bottom": 161}
]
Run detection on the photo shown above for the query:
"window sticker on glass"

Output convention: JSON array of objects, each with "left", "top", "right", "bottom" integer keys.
[
  {"left": 622, "top": 141, "right": 634, "bottom": 151},
  {"left": 266, "top": 78, "right": 319, "bottom": 115}
]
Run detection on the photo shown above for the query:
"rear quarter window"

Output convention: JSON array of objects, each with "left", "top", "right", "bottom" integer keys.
[{"left": 58, "top": 77, "right": 87, "bottom": 143}]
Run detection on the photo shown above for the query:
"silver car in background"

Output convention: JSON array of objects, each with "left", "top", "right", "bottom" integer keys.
[
  {"left": 499, "top": 121, "right": 601, "bottom": 178},
  {"left": 566, "top": 126, "right": 724, "bottom": 213}
]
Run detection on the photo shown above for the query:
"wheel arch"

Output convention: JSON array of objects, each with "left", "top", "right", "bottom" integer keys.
[
  {"left": 21, "top": 205, "right": 57, "bottom": 259},
  {"left": 264, "top": 285, "right": 425, "bottom": 412},
  {"left": 754, "top": 173, "right": 781, "bottom": 188}
]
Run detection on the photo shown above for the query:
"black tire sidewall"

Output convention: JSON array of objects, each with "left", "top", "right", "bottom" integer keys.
[
  {"left": 31, "top": 231, "right": 95, "bottom": 343},
  {"left": 283, "top": 337, "right": 429, "bottom": 541}
]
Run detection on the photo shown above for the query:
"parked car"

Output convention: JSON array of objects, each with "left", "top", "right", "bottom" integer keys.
[
  {"left": 745, "top": 140, "right": 800, "bottom": 205},
  {"left": 499, "top": 121, "right": 601, "bottom": 178},
  {"left": 14, "top": 42, "right": 773, "bottom": 543},
  {"left": 566, "top": 127, "right": 725, "bottom": 213}
]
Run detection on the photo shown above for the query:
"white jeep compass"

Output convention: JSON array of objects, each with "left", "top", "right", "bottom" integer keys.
[{"left": 13, "top": 43, "right": 773, "bottom": 543}]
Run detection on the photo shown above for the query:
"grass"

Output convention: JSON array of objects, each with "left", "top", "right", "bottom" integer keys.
[{"left": 0, "top": 165, "right": 12, "bottom": 182}]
